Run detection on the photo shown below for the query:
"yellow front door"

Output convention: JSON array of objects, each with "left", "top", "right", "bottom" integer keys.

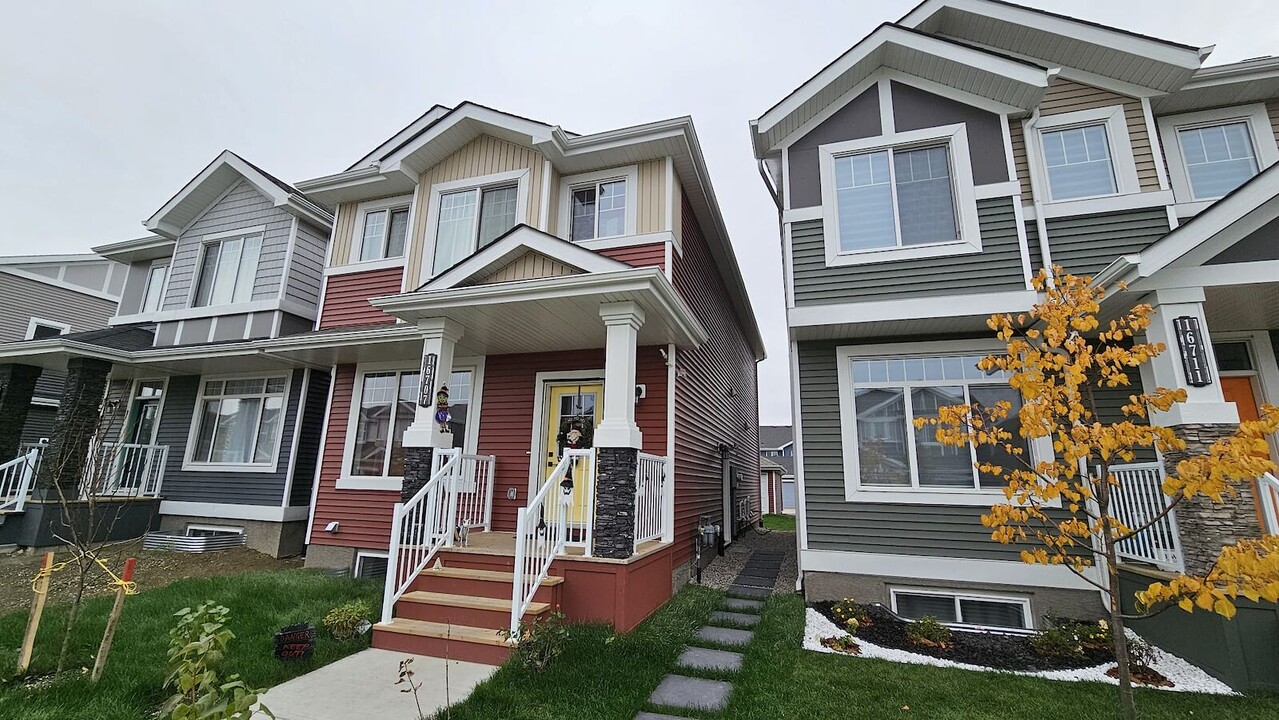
[{"left": 543, "top": 383, "right": 603, "bottom": 527}]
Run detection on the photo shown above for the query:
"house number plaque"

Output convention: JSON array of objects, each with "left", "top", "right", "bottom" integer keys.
[
  {"left": 419, "top": 352, "right": 437, "bottom": 407},
  {"left": 1173, "top": 316, "right": 1212, "bottom": 387}
]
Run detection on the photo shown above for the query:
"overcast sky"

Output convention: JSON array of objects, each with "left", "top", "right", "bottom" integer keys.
[{"left": 1, "top": 1, "right": 1272, "bottom": 425}]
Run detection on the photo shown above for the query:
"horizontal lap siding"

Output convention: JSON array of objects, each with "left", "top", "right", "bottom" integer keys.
[
  {"left": 163, "top": 181, "right": 295, "bottom": 309},
  {"left": 600, "top": 242, "right": 665, "bottom": 271},
  {"left": 317, "top": 267, "right": 403, "bottom": 329},
  {"left": 21, "top": 405, "right": 56, "bottom": 445},
  {"left": 1038, "top": 79, "right": 1161, "bottom": 193},
  {"left": 1044, "top": 209, "right": 1170, "bottom": 279},
  {"left": 290, "top": 369, "right": 331, "bottom": 506},
  {"left": 0, "top": 273, "right": 117, "bottom": 343},
  {"left": 797, "top": 340, "right": 1019, "bottom": 561},
  {"left": 792, "top": 197, "right": 1027, "bottom": 305},
  {"left": 157, "top": 371, "right": 302, "bottom": 506},
  {"left": 309, "top": 365, "right": 397, "bottom": 549},
  {"left": 673, "top": 194, "right": 759, "bottom": 567},
  {"left": 479, "top": 349, "right": 668, "bottom": 533},
  {"left": 285, "top": 220, "right": 330, "bottom": 312},
  {"left": 1008, "top": 116, "right": 1033, "bottom": 198}
]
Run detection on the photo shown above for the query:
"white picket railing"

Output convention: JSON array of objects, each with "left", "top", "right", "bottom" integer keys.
[
  {"left": 0, "top": 449, "right": 41, "bottom": 512},
  {"left": 453, "top": 453, "right": 497, "bottom": 532},
  {"left": 1259, "top": 472, "right": 1279, "bottom": 535},
  {"left": 510, "top": 448, "right": 592, "bottom": 637},
  {"left": 1106, "top": 462, "right": 1185, "bottom": 572},
  {"left": 87, "top": 442, "right": 167, "bottom": 498},
  {"left": 634, "top": 452, "right": 667, "bottom": 550},
  {"left": 381, "top": 449, "right": 461, "bottom": 624}
]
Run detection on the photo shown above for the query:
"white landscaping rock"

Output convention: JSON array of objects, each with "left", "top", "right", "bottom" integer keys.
[{"left": 803, "top": 609, "right": 1236, "bottom": 696}]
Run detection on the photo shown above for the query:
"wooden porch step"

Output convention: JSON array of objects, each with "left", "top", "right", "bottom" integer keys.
[
  {"left": 411, "top": 566, "right": 563, "bottom": 603},
  {"left": 420, "top": 566, "right": 564, "bottom": 585},
  {"left": 372, "top": 618, "right": 510, "bottom": 665},
  {"left": 397, "top": 591, "right": 551, "bottom": 628}
]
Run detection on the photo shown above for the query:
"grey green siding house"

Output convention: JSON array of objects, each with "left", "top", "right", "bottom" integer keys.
[
  {"left": 0, "top": 151, "right": 334, "bottom": 556},
  {"left": 752, "top": 0, "right": 1279, "bottom": 642}
]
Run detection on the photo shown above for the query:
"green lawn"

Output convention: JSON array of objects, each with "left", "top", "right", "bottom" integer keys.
[
  {"left": 762, "top": 513, "right": 796, "bottom": 531},
  {"left": 0, "top": 569, "right": 379, "bottom": 720},
  {"left": 445, "top": 587, "right": 1279, "bottom": 720}
]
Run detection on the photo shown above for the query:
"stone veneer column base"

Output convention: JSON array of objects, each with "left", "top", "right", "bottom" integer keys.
[
  {"left": 34, "top": 357, "right": 112, "bottom": 501},
  {"left": 592, "top": 446, "right": 638, "bottom": 559},
  {"left": 0, "top": 363, "right": 41, "bottom": 459},
  {"left": 1161, "top": 423, "right": 1261, "bottom": 575},
  {"left": 401, "top": 446, "right": 436, "bottom": 502}
]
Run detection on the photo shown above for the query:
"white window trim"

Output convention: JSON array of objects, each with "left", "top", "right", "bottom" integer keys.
[
  {"left": 526, "top": 370, "right": 605, "bottom": 498},
  {"left": 141, "top": 261, "right": 170, "bottom": 314},
  {"left": 187, "top": 225, "right": 268, "bottom": 309},
  {"left": 1025, "top": 105, "right": 1140, "bottom": 205},
  {"left": 355, "top": 550, "right": 389, "bottom": 577},
  {"left": 346, "top": 194, "right": 414, "bottom": 266},
  {"left": 818, "top": 124, "right": 982, "bottom": 267},
  {"left": 123, "top": 377, "right": 169, "bottom": 446},
  {"left": 336, "top": 357, "right": 484, "bottom": 491},
  {"left": 181, "top": 370, "right": 292, "bottom": 473},
  {"left": 25, "top": 317, "right": 70, "bottom": 340},
  {"left": 834, "top": 340, "right": 1055, "bottom": 505},
  {"left": 557, "top": 165, "right": 639, "bottom": 243},
  {"left": 422, "top": 169, "right": 530, "bottom": 280},
  {"left": 1158, "top": 104, "right": 1279, "bottom": 205},
  {"left": 889, "top": 586, "right": 1034, "bottom": 631}
]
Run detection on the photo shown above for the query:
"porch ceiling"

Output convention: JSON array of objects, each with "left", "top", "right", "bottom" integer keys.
[{"left": 1203, "top": 284, "right": 1279, "bottom": 333}]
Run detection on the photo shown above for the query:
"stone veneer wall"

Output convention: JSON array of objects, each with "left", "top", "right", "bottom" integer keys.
[
  {"left": 1161, "top": 423, "right": 1262, "bottom": 575},
  {"left": 401, "top": 446, "right": 435, "bottom": 502},
  {"left": 593, "top": 447, "right": 638, "bottom": 559},
  {"left": 34, "top": 357, "right": 112, "bottom": 500},
  {"left": 0, "top": 363, "right": 40, "bottom": 458}
]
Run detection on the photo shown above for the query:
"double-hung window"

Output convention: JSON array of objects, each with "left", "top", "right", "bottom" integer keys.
[
  {"left": 359, "top": 205, "right": 410, "bottom": 262},
  {"left": 142, "top": 264, "right": 167, "bottom": 313},
  {"left": 841, "top": 352, "right": 1030, "bottom": 496},
  {"left": 189, "top": 376, "right": 287, "bottom": 467},
  {"left": 432, "top": 185, "right": 519, "bottom": 274},
  {"left": 349, "top": 368, "right": 475, "bottom": 477},
  {"left": 819, "top": 124, "right": 980, "bottom": 266},
  {"left": 193, "top": 233, "right": 262, "bottom": 307},
  {"left": 570, "top": 178, "right": 628, "bottom": 241}
]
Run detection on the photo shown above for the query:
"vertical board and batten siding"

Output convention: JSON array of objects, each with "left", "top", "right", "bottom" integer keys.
[
  {"left": 1044, "top": 209, "right": 1170, "bottom": 279},
  {"left": 636, "top": 159, "right": 667, "bottom": 235},
  {"left": 406, "top": 135, "right": 547, "bottom": 289},
  {"left": 1037, "top": 79, "right": 1162, "bottom": 195},
  {"left": 546, "top": 166, "right": 563, "bottom": 236},
  {"left": 317, "top": 267, "right": 404, "bottom": 330},
  {"left": 328, "top": 195, "right": 411, "bottom": 270},
  {"left": 671, "top": 194, "right": 760, "bottom": 567},
  {"left": 600, "top": 243, "right": 666, "bottom": 271},
  {"left": 284, "top": 221, "right": 330, "bottom": 310},
  {"left": 289, "top": 369, "right": 331, "bottom": 506},
  {"left": 156, "top": 371, "right": 304, "bottom": 506},
  {"left": 790, "top": 197, "right": 1027, "bottom": 305},
  {"left": 162, "top": 181, "right": 295, "bottom": 310},
  {"left": 796, "top": 340, "right": 1021, "bottom": 560},
  {"left": 1267, "top": 101, "right": 1279, "bottom": 145},
  {"left": 1008, "top": 116, "right": 1033, "bottom": 198},
  {"left": 472, "top": 252, "right": 580, "bottom": 285},
  {"left": 478, "top": 349, "right": 669, "bottom": 534}
]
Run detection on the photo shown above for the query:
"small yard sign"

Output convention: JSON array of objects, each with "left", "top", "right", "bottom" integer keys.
[{"left": 273, "top": 623, "right": 317, "bottom": 661}]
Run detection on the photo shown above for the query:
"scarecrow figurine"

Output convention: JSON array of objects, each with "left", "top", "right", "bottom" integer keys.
[{"left": 434, "top": 385, "right": 451, "bottom": 433}]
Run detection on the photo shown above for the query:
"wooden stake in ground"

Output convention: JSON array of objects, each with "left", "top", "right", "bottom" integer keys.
[
  {"left": 18, "top": 551, "right": 55, "bottom": 674},
  {"left": 91, "top": 556, "right": 136, "bottom": 683}
]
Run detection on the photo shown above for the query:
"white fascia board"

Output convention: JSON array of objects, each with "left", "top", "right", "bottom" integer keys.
[
  {"left": 753, "top": 23, "right": 1048, "bottom": 143},
  {"left": 378, "top": 103, "right": 554, "bottom": 173},
  {"left": 421, "top": 225, "right": 631, "bottom": 290},
  {"left": 146, "top": 151, "right": 291, "bottom": 235},
  {"left": 91, "top": 235, "right": 175, "bottom": 263},
  {"left": 159, "top": 501, "right": 310, "bottom": 523},
  {"left": 347, "top": 104, "right": 452, "bottom": 171},
  {"left": 788, "top": 290, "right": 1038, "bottom": 328}
]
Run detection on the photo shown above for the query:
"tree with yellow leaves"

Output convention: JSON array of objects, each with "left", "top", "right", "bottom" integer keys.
[{"left": 916, "top": 267, "right": 1279, "bottom": 719}]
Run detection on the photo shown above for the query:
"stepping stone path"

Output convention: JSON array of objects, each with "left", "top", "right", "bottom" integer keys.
[{"left": 639, "top": 550, "right": 783, "bottom": 719}]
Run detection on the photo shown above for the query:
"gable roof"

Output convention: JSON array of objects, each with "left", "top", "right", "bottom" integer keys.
[
  {"left": 143, "top": 150, "right": 333, "bottom": 239},
  {"left": 750, "top": 22, "right": 1053, "bottom": 157},
  {"left": 759, "top": 425, "right": 793, "bottom": 450},
  {"left": 418, "top": 224, "right": 631, "bottom": 291}
]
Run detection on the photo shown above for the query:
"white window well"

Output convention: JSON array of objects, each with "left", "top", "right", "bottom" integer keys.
[
  {"left": 353, "top": 196, "right": 412, "bottom": 263},
  {"left": 890, "top": 588, "right": 1032, "bottom": 630},
  {"left": 192, "top": 229, "right": 264, "bottom": 307},
  {"left": 427, "top": 170, "right": 529, "bottom": 276},
  {"left": 559, "top": 166, "right": 639, "bottom": 244},
  {"left": 818, "top": 124, "right": 981, "bottom": 267},
  {"left": 185, "top": 374, "right": 289, "bottom": 471},
  {"left": 1026, "top": 105, "right": 1139, "bottom": 204},
  {"left": 1159, "top": 105, "right": 1279, "bottom": 205}
]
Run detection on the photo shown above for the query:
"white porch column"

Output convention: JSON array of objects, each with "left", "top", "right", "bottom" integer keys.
[
  {"left": 402, "top": 318, "right": 465, "bottom": 450},
  {"left": 595, "top": 301, "right": 645, "bottom": 449},
  {"left": 1143, "top": 287, "right": 1239, "bottom": 427}
]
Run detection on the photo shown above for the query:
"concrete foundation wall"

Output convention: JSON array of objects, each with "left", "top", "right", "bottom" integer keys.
[
  {"left": 304, "top": 543, "right": 358, "bottom": 572},
  {"left": 14, "top": 497, "right": 160, "bottom": 548},
  {"left": 158, "top": 515, "right": 306, "bottom": 558}
]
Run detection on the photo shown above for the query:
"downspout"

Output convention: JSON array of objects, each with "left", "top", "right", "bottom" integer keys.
[{"left": 1025, "top": 106, "right": 1055, "bottom": 286}]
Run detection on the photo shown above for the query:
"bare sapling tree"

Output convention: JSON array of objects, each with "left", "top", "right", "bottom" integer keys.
[{"left": 918, "top": 267, "right": 1279, "bottom": 720}]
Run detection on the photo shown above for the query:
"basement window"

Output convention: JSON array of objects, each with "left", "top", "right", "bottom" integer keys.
[
  {"left": 355, "top": 552, "right": 388, "bottom": 580},
  {"left": 891, "top": 588, "right": 1032, "bottom": 630}
]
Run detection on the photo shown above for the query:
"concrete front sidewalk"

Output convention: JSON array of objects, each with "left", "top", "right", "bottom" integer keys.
[{"left": 260, "top": 648, "right": 497, "bottom": 720}]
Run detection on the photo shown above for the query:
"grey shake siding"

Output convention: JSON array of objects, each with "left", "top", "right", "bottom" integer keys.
[
  {"left": 157, "top": 371, "right": 304, "bottom": 506},
  {"left": 1043, "top": 209, "right": 1170, "bottom": 279},
  {"left": 797, "top": 339, "right": 1021, "bottom": 560},
  {"left": 791, "top": 197, "right": 1027, "bottom": 305},
  {"left": 285, "top": 221, "right": 330, "bottom": 309},
  {"left": 288, "top": 369, "right": 331, "bottom": 506},
  {"left": 162, "top": 181, "right": 296, "bottom": 310}
]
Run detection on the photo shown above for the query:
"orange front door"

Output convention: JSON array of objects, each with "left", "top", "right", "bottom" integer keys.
[{"left": 1222, "top": 376, "right": 1262, "bottom": 423}]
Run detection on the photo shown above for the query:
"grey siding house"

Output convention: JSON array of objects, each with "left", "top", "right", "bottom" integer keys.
[
  {"left": 752, "top": 0, "right": 1279, "bottom": 633},
  {"left": 0, "top": 151, "right": 334, "bottom": 556}
]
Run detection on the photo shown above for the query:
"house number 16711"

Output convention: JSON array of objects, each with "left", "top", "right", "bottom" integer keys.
[{"left": 1173, "top": 316, "right": 1213, "bottom": 388}]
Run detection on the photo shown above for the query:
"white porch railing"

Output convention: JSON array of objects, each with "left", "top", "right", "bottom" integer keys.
[
  {"left": 1259, "top": 472, "right": 1279, "bottom": 535},
  {"left": 1106, "top": 462, "right": 1185, "bottom": 572},
  {"left": 0, "top": 449, "right": 41, "bottom": 512},
  {"left": 381, "top": 449, "right": 459, "bottom": 624},
  {"left": 453, "top": 453, "right": 497, "bottom": 532},
  {"left": 634, "top": 452, "right": 667, "bottom": 550},
  {"left": 87, "top": 443, "right": 167, "bottom": 498},
  {"left": 510, "top": 448, "right": 592, "bottom": 637}
]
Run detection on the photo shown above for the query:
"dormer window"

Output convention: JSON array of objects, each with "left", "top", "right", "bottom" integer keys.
[{"left": 192, "top": 231, "right": 262, "bottom": 307}]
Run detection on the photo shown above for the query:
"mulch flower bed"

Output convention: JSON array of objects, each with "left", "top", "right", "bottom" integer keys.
[{"left": 812, "top": 601, "right": 1114, "bottom": 673}]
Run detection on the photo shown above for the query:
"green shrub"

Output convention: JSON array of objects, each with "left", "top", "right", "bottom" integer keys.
[
  {"left": 904, "top": 616, "right": 954, "bottom": 650},
  {"left": 161, "top": 601, "right": 273, "bottom": 719},
  {"left": 502, "top": 611, "right": 570, "bottom": 673},
  {"left": 1031, "top": 619, "right": 1114, "bottom": 660},
  {"left": 830, "top": 597, "right": 872, "bottom": 635},
  {"left": 323, "top": 600, "right": 372, "bottom": 641}
]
